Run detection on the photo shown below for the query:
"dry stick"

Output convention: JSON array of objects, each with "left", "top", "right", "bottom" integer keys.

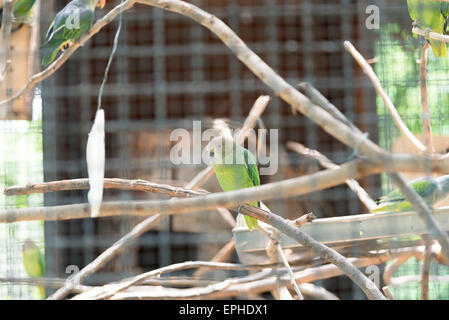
[
  {"left": 0, "top": 0, "right": 13, "bottom": 83},
  {"left": 383, "top": 254, "right": 413, "bottom": 285},
  {"left": 193, "top": 239, "right": 235, "bottom": 278},
  {"left": 74, "top": 261, "right": 270, "bottom": 300},
  {"left": 343, "top": 41, "right": 426, "bottom": 153},
  {"left": 102, "top": 256, "right": 389, "bottom": 300},
  {"left": 286, "top": 141, "right": 377, "bottom": 211},
  {"left": 0, "top": 0, "right": 138, "bottom": 108},
  {"left": 49, "top": 95, "right": 268, "bottom": 300},
  {"left": 276, "top": 243, "right": 303, "bottom": 300},
  {"left": 108, "top": 250, "right": 428, "bottom": 300},
  {"left": 7, "top": 155, "right": 449, "bottom": 224},
  {"left": 413, "top": 26, "right": 449, "bottom": 43},
  {"left": 4, "top": 178, "right": 207, "bottom": 197},
  {"left": 419, "top": 42, "right": 435, "bottom": 153},
  {"left": 382, "top": 286, "right": 395, "bottom": 300},
  {"left": 421, "top": 235, "right": 432, "bottom": 300},
  {"left": 388, "top": 172, "right": 449, "bottom": 264},
  {"left": 298, "top": 82, "right": 361, "bottom": 135}
]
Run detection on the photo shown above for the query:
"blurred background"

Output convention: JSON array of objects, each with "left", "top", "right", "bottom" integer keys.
[{"left": 1, "top": 0, "right": 449, "bottom": 299}]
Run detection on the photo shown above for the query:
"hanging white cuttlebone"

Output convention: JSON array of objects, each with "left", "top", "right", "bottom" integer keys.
[{"left": 86, "top": 109, "right": 105, "bottom": 218}]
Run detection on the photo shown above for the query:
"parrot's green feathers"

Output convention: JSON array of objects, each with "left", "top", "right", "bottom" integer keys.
[
  {"left": 207, "top": 136, "right": 260, "bottom": 230},
  {"left": 40, "top": 0, "right": 97, "bottom": 66},
  {"left": 22, "top": 240, "right": 46, "bottom": 299},
  {"left": 406, "top": 0, "right": 448, "bottom": 58},
  {"left": 372, "top": 176, "right": 449, "bottom": 213}
]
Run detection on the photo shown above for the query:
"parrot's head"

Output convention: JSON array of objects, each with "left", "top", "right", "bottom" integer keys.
[
  {"left": 96, "top": 0, "right": 106, "bottom": 8},
  {"left": 206, "top": 136, "right": 236, "bottom": 165},
  {"left": 22, "top": 239, "right": 38, "bottom": 252}
]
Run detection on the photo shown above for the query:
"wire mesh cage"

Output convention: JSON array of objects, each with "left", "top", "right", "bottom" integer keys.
[{"left": 0, "top": 0, "right": 449, "bottom": 300}]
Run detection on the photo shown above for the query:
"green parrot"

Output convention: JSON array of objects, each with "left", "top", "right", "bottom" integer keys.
[
  {"left": 22, "top": 239, "right": 46, "bottom": 299},
  {"left": 40, "top": 0, "right": 106, "bottom": 67},
  {"left": 407, "top": 0, "right": 449, "bottom": 58},
  {"left": 206, "top": 136, "right": 260, "bottom": 230},
  {"left": 372, "top": 175, "right": 449, "bottom": 213},
  {"left": 0, "top": 0, "right": 36, "bottom": 32}
]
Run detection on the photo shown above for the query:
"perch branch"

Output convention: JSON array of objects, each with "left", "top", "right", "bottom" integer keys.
[
  {"left": 7, "top": 155, "right": 449, "bottom": 224},
  {"left": 419, "top": 42, "right": 435, "bottom": 153},
  {"left": 287, "top": 141, "right": 377, "bottom": 210},
  {"left": 413, "top": 26, "right": 449, "bottom": 43},
  {"left": 3, "top": 178, "right": 206, "bottom": 197},
  {"left": 344, "top": 41, "right": 426, "bottom": 153}
]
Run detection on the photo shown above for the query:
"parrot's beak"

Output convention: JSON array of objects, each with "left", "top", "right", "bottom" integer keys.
[
  {"left": 206, "top": 144, "right": 214, "bottom": 157},
  {"left": 97, "top": 0, "right": 106, "bottom": 8}
]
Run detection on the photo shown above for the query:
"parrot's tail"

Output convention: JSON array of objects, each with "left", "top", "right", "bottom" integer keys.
[
  {"left": 244, "top": 215, "right": 259, "bottom": 230},
  {"left": 429, "top": 39, "right": 447, "bottom": 58},
  {"left": 40, "top": 38, "right": 64, "bottom": 67},
  {"left": 38, "top": 285, "right": 46, "bottom": 300}
]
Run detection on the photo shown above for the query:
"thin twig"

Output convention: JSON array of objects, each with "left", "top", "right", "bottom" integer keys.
[
  {"left": 419, "top": 42, "right": 435, "bottom": 153},
  {"left": 276, "top": 243, "right": 303, "bottom": 300},
  {"left": 287, "top": 141, "right": 377, "bottom": 210},
  {"left": 344, "top": 41, "right": 426, "bottom": 153},
  {"left": 421, "top": 235, "right": 432, "bottom": 300},
  {"left": 383, "top": 254, "right": 413, "bottom": 285},
  {"left": 382, "top": 286, "right": 395, "bottom": 300},
  {"left": 292, "top": 212, "right": 316, "bottom": 228}
]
